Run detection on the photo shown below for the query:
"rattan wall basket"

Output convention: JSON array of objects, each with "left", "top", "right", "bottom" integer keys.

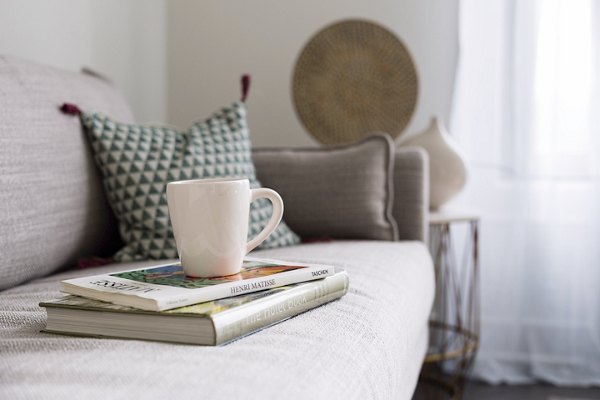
[{"left": 292, "top": 19, "right": 419, "bottom": 145}]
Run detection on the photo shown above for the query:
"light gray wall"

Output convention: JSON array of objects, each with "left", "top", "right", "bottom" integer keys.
[
  {"left": 0, "top": 0, "right": 167, "bottom": 123},
  {"left": 167, "top": 0, "right": 459, "bottom": 147}
]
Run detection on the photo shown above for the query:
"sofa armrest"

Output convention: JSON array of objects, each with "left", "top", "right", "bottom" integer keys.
[{"left": 393, "top": 146, "right": 429, "bottom": 242}]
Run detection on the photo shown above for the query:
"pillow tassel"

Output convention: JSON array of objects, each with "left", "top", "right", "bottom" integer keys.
[
  {"left": 60, "top": 103, "right": 82, "bottom": 116},
  {"left": 241, "top": 74, "right": 251, "bottom": 102}
]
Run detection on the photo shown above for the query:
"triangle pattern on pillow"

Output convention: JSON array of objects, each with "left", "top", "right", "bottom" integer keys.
[{"left": 81, "top": 102, "right": 300, "bottom": 261}]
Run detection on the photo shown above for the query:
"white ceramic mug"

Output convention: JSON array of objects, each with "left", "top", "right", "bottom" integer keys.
[{"left": 166, "top": 178, "right": 283, "bottom": 277}]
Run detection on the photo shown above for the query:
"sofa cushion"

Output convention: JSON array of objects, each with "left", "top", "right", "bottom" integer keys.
[
  {"left": 80, "top": 101, "right": 300, "bottom": 261},
  {"left": 0, "top": 241, "right": 434, "bottom": 400},
  {"left": 253, "top": 134, "right": 399, "bottom": 241},
  {"left": 0, "top": 56, "right": 131, "bottom": 291}
]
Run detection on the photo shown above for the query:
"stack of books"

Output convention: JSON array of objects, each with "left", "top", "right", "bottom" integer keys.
[{"left": 40, "top": 257, "right": 348, "bottom": 345}]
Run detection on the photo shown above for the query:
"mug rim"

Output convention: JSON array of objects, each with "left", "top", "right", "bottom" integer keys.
[{"left": 167, "top": 177, "right": 249, "bottom": 186}]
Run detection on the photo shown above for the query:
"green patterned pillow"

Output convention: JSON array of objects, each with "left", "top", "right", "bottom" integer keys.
[{"left": 80, "top": 101, "right": 300, "bottom": 261}]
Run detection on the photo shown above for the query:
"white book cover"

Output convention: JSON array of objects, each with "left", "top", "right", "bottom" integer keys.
[{"left": 60, "top": 257, "right": 335, "bottom": 312}]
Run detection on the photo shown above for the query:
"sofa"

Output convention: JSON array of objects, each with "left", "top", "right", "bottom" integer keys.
[{"left": 0, "top": 56, "right": 434, "bottom": 400}]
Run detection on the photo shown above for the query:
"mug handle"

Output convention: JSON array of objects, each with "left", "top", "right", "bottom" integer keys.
[{"left": 246, "top": 188, "right": 284, "bottom": 253}]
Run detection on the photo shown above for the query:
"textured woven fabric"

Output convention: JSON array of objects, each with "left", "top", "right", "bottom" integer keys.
[
  {"left": 392, "top": 147, "right": 429, "bottom": 242},
  {"left": 0, "top": 56, "right": 131, "bottom": 291},
  {"left": 253, "top": 134, "right": 398, "bottom": 241},
  {"left": 0, "top": 241, "right": 434, "bottom": 400},
  {"left": 81, "top": 102, "right": 300, "bottom": 261}
]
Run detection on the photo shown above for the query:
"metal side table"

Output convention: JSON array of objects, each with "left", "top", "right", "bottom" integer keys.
[{"left": 418, "top": 210, "right": 480, "bottom": 400}]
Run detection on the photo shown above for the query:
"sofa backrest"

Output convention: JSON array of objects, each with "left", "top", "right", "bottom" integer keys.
[{"left": 0, "top": 56, "right": 133, "bottom": 290}]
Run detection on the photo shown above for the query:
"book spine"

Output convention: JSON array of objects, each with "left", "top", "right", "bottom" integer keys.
[
  {"left": 156, "top": 265, "right": 336, "bottom": 311},
  {"left": 211, "top": 272, "right": 349, "bottom": 345}
]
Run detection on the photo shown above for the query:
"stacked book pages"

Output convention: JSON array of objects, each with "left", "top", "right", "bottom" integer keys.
[{"left": 40, "top": 257, "right": 348, "bottom": 345}]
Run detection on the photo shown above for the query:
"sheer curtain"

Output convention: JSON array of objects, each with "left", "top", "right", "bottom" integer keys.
[{"left": 451, "top": 0, "right": 600, "bottom": 385}]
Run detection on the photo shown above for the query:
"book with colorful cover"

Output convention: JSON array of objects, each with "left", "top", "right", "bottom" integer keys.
[
  {"left": 59, "top": 256, "right": 335, "bottom": 311},
  {"left": 44, "top": 270, "right": 349, "bottom": 345}
]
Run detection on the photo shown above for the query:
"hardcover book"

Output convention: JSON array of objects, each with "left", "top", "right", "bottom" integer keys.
[
  {"left": 60, "top": 257, "right": 335, "bottom": 311},
  {"left": 43, "top": 270, "right": 349, "bottom": 346}
]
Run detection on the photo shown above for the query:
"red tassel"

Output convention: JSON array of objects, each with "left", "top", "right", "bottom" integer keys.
[
  {"left": 240, "top": 74, "right": 251, "bottom": 102},
  {"left": 60, "top": 103, "right": 82, "bottom": 116}
]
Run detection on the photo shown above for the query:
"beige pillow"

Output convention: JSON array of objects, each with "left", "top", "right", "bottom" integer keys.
[{"left": 252, "top": 133, "right": 398, "bottom": 241}]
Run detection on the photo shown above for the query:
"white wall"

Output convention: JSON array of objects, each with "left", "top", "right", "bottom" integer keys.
[
  {"left": 0, "top": 0, "right": 167, "bottom": 123},
  {"left": 0, "top": 0, "right": 458, "bottom": 139},
  {"left": 167, "top": 0, "right": 459, "bottom": 147}
]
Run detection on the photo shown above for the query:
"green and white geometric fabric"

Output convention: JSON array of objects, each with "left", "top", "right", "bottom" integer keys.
[{"left": 82, "top": 102, "right": 300, "bottom": 261}]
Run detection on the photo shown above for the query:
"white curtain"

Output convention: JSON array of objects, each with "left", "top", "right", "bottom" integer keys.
[{"left": 451, "top": 0, "right": 600, "bottom": 385}]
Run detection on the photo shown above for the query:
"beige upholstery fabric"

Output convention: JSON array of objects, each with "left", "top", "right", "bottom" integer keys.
[
  {"left": 0, "top": 57, "right": 132, "bottom": 290},
  {"left": 0, "top": 241, "right": 434, "bottom": 400},
  {"left": 253, "top": 134, "right": 399, "bottom": 241}
]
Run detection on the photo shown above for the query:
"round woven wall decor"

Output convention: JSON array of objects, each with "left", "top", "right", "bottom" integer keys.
[{"left": 292, "top": 19, "right": 418, "bottom": 145}]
